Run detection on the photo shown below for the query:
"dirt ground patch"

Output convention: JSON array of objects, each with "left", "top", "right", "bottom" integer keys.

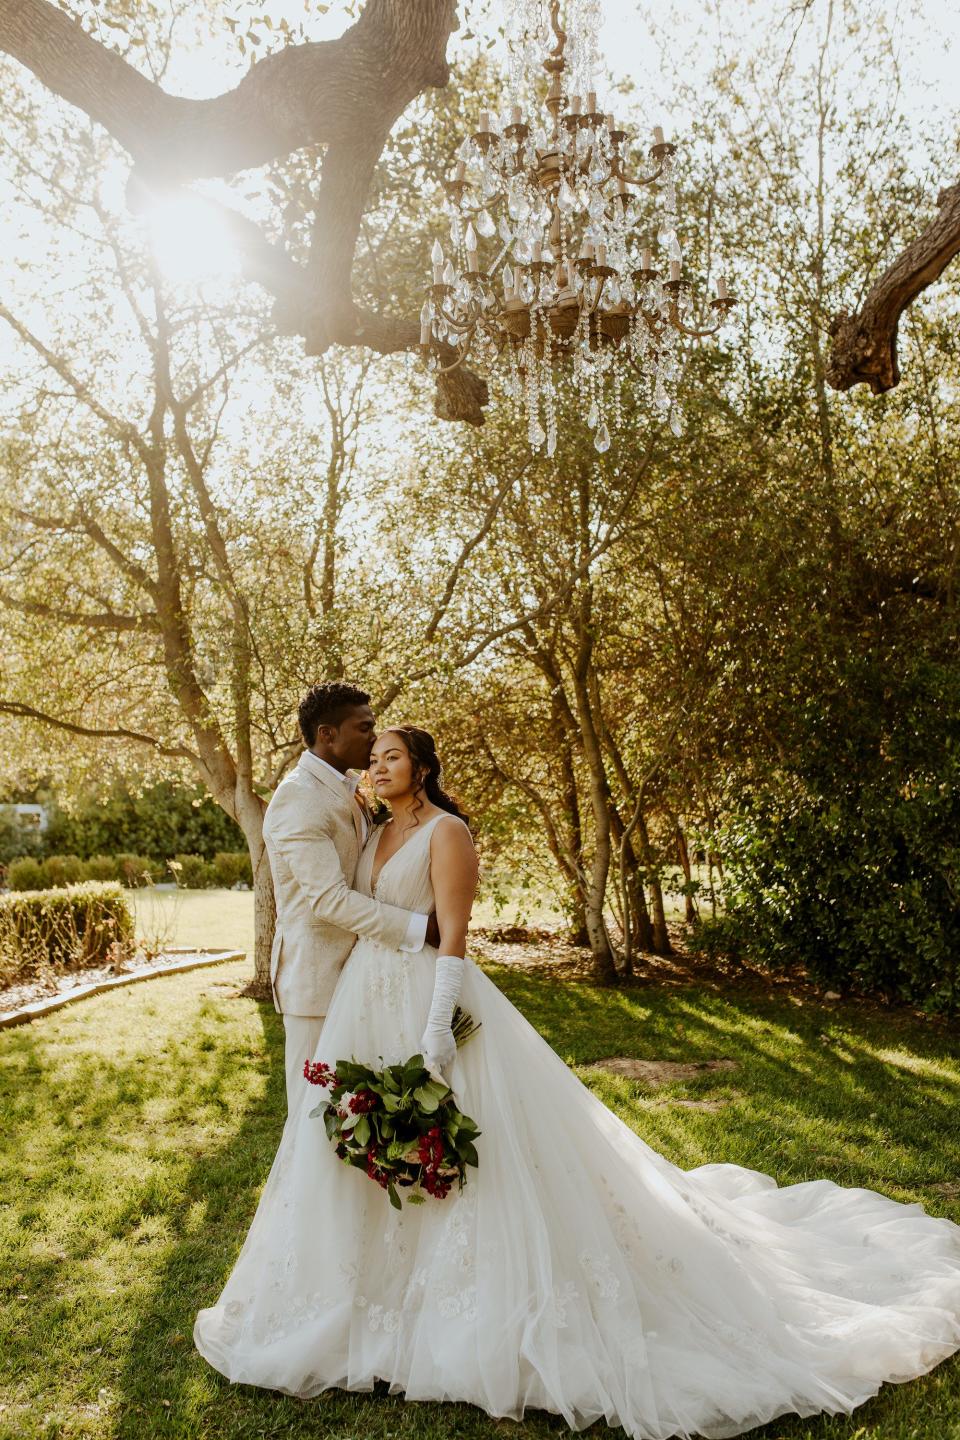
[{"left": 589, "top": 1057, "right": 740, "bottom": 1087}]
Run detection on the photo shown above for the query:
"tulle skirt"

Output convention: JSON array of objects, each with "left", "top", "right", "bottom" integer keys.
[{"left": 194, "top": 940, "right": 960, "bottom": 1439}]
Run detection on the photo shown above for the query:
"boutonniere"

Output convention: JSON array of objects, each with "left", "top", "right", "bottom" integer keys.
[{"left": 357, "top": 773, "right": 392, "bottom": 827}]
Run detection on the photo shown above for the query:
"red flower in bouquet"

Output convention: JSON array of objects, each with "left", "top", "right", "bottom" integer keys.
[
  {"left": 306, "top": 1009, "right": 481, "bottom": 1210},
  {"left": 303, "top": 1059, "right": 337, "bottom": 1088}
]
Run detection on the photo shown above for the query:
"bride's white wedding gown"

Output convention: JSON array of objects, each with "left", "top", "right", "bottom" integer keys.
[{"left": 195, "top": 814, "right": 960, "bottom": 1439}]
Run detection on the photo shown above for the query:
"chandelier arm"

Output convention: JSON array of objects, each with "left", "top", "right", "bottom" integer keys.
[
  {"left": 435, "top": 346, "right": 473, "bottom": 374},
  {"left": 622, "top": 163, "right": 667, "bottom": 188},
  {"left": 547, "top": 0, "right": 567, "bottom": 66},
  {"left": 667, "top": 307, "right": 724, "bottom": 339},
  {"left": 435, "top": 299, "right": 475, "bottom": 327}
]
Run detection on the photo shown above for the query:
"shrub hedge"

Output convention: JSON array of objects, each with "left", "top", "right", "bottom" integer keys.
[
  {"left": 694, "top": 659, "right": 960, "bottom": 1014},
  {"left": 0, "top": 881, "right": 135, "bottom": 985},
  {"left": 4, "top": 851, "right": 251, "bottom": 892}
]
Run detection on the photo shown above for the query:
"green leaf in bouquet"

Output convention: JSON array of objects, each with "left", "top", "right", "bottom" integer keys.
[
  {"left": 353, "top": 1115, "right": 371, "bottom": 1146},
  {"left": 412, "top": 1086, "right": 440, "bottom": 1112},
  {"left": 309, "top": 1101, "right": 330, "bottom": 1120},
  {"left": 388, "top": 1182, "right": 402, "bottom": 1211},
  {"left": 407, "top": 1192, "right": 426, "bottom": 1205},
  {"left": 335, "top": 1059, "right": 375, "bottom": 1087},
  {"left": 402, "top": 1057, "right": 429, "bottom": 1088},
  {"left": 380, "top": 1091, "right": 403, "bottom": 1112}
]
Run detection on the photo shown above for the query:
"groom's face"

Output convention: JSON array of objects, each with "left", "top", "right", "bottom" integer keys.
[{"left": 327, "top": 703, "right": 377, "bottom": 772}]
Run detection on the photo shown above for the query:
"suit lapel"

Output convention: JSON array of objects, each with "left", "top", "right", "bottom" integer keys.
[
  {"left": 349, "top": 790, "right": 364, "bottom": 849},
  {"left": 297, "top": 752, "right": 362, "bottom": 849}
]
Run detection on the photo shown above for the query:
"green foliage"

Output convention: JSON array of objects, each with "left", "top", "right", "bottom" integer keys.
[
  {"left": 3, "top": 849, "right": 247, "bottom": 890},
  {"left": 6, "top": 856, "right": 47, "bottom": 891},
  {"left": 0, "top": 880, "right": 134, "bottom": 984},
  {"left": 171, "top": 854, "right": 218, "bottom": 889},
  {"left": 115, "top": 852, "right": 165, "bottom": 886},
  {"left": 83, "top": 854, "right": 120, "bottom": 882},
  {"left": 705, "top": 659, "right": 960, "bottom": 1011},
  {"left": 44, "top": 781, "right": 245, "bottom": 862},
  {"left": 212, "top": 850, "right": 253, "bottom": 888},
  {"left": 0, "top": 807, "right": 43, "bottom": 867},
  {"left": 43, "top": 854, "right": 85, "bottom": 887}
]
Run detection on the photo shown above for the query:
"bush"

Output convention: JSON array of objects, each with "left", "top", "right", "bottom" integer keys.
[
  {"left": 44, "top": 854, "right": 85, "bottom": 887},
  {"left": 171, "top": 853, "right": 217, "bottom": 889},
  {"left": 0, "top": 881, "right": 135, "bottom": 986},
  {"left": 44, "top": 780, "right": 245, "bottom": 862},
  {"left": 115, "top": 853, "right": 163, "bottom": 887},
  {"left": 83, "top": 855, "right": 119, "bottom": 883},
  {"left": 708, "top": 660, "right": 960, "bottom": 1013},
  {"left": 7, "top": 856, "right": 47, "bottom": 891},
  {"left": 212, "top": 851, "right": 252, "bottom": 888}
]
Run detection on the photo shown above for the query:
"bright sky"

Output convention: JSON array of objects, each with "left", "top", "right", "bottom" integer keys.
[
  {"left": 165, "top": 0, "right": 960, "bottom": 132},
  {"left": 1, "top": 0, "right": 958, "bottom": 426}
]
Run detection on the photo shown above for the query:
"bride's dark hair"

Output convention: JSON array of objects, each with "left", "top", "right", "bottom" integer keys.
[{"left": 382, "top": 726, "right": 469, "bottom": 827}]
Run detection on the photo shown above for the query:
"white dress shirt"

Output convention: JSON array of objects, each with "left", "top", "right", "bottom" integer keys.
[{"left": 305, "top": 751, "right": 428, "bottom": 953}]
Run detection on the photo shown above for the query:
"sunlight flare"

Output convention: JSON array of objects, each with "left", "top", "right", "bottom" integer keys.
[{"left": 144, "top": 190, "right": 238, "bottom": 284}]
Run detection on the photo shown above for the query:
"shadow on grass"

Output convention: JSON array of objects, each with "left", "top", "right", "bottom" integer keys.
[
  {"left": 4, "top": 962, "right": 958, "bottom": 1440},
  {"left": 102, "top": 989, "right": 604, "bottom": 1440}
]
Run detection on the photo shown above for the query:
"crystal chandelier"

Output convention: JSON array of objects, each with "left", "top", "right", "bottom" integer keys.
[{"left": 420, "top": 0, "right": 736, "bottom": 454}]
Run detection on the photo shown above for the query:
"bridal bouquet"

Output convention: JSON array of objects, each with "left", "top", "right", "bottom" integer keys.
[{"left": 305, "top": 1007, "right": 481, "bottom": 1210}]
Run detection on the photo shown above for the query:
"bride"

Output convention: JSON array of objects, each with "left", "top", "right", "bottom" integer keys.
[{"left": 195, "top": 725, "right": 960, "bottom": 1439}]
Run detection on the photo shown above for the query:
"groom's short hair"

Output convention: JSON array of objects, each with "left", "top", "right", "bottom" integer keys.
[{"left": 298, "top": 682, "right": 371, "bottom": 746}]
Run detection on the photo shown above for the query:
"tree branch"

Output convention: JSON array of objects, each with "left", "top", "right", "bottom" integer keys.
[
  {"left": 0, "top": 0, "right": 455, "bottom": 182},
  {"left": 0, "top": 589, "right": 160, "bottom": 631},
  {"left": 0, "top": 0, "right": 490, "bottom": 425},
  {"left": 827, "top": 180, "right": 960, "bottom": 393},
  {"left": 0, "top": 698, "right": 194, "bottom": 758}
]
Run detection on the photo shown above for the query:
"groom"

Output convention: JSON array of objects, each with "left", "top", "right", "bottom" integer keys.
[{"left": 263, "top": 681, "right": 437, "bottom": 1113}]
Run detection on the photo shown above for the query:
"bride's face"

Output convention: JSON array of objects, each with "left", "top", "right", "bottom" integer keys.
[{"left": 369, "top": 732, "right": 418, "bottom": 800}]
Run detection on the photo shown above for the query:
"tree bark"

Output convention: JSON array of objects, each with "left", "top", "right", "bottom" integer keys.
[
  {"left": 675, "top": 822, "right": 698, "bottom": 924},
  {"left": 827, "top": 180, "right": 960, "bottom": 395},
  {"left": 633, "top": 808, "right": 672, "bottom": 956}
]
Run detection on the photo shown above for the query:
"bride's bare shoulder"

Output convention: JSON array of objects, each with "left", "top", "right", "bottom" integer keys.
[{"left": 429, "top": 811, "right": 476, "bottom": 854}]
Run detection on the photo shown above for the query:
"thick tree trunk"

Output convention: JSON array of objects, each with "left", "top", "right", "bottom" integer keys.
[
  {"left": 609, "top": 802, "right": 654, "bottom": 964},
  {"left": 249, "top": 844, "right": 277, "bottom": 1000},
  {"left": 634, "top": 809, "right": 672, "bottom": 956},
  {"left": 570, "top": 676, "right": 619, "bottom": 984},
  {"left": 233, "top": 786, "right": 273, "bottom": 999},
  {"left": 675, "top": 823, "right": 698, "bottom": 924}
]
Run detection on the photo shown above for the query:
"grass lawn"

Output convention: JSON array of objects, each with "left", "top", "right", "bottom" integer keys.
[
  {"left": 1, "top": 956, "right": 958, "bottom": 1440},
  {"left": 129, "top": 881, "right": 570, "bottom": 964}
]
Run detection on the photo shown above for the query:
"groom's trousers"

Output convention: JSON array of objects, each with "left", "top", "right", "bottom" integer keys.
[{"left": 282, "top": 1014, "right": 326, "bottom": 1118}]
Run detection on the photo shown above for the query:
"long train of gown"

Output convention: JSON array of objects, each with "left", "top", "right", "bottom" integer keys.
[{"left": 195, "top": 813, "right": 960, "bottom": 1439}]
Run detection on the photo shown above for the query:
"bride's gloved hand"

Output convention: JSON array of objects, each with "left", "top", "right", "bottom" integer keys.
[{"left": 420, "top": 953, "right": 463, "bottom": 1081}]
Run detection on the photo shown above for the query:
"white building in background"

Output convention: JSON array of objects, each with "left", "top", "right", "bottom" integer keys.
[{"left": 6, "top": 803, "right": 48, "bottom": 833}]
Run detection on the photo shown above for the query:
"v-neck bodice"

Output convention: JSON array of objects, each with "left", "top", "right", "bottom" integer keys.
[{"left": 358, "top": 812, "right": 451, "bottom": 912}]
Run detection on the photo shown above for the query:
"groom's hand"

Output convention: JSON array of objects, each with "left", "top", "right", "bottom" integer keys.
[{"left": 425, "top": 911, "right": 441, "bottom": 948}]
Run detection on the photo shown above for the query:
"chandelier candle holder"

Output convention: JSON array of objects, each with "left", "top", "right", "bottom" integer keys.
[{"left": 420, "top": 0, "right": 736, "bottom": 454}]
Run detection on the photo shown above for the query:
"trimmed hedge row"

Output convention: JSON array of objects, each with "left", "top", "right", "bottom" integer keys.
[
  {"left": 0, "top": 881, "right": 135, "bottom": 985},
  {"left": 6, "top": 851, "right": 252, "bottom": 892}
]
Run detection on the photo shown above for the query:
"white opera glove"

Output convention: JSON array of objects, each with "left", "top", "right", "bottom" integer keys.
[{"left": 419, "top": 953, "right": 464, "bottom": 1081}]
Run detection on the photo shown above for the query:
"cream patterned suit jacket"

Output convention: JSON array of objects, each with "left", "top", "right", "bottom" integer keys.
[{"left": 263, "top": 751, "right": 420, "bottom": 1017}]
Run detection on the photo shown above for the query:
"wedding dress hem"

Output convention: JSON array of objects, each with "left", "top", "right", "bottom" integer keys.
[{"left": 194, "top": 814, "right": 960, "bottom": 1440}]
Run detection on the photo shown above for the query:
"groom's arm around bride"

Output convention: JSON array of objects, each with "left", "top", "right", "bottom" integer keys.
[{"left": 263, "top": 682, "right": 431, "bottom": 1113}]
